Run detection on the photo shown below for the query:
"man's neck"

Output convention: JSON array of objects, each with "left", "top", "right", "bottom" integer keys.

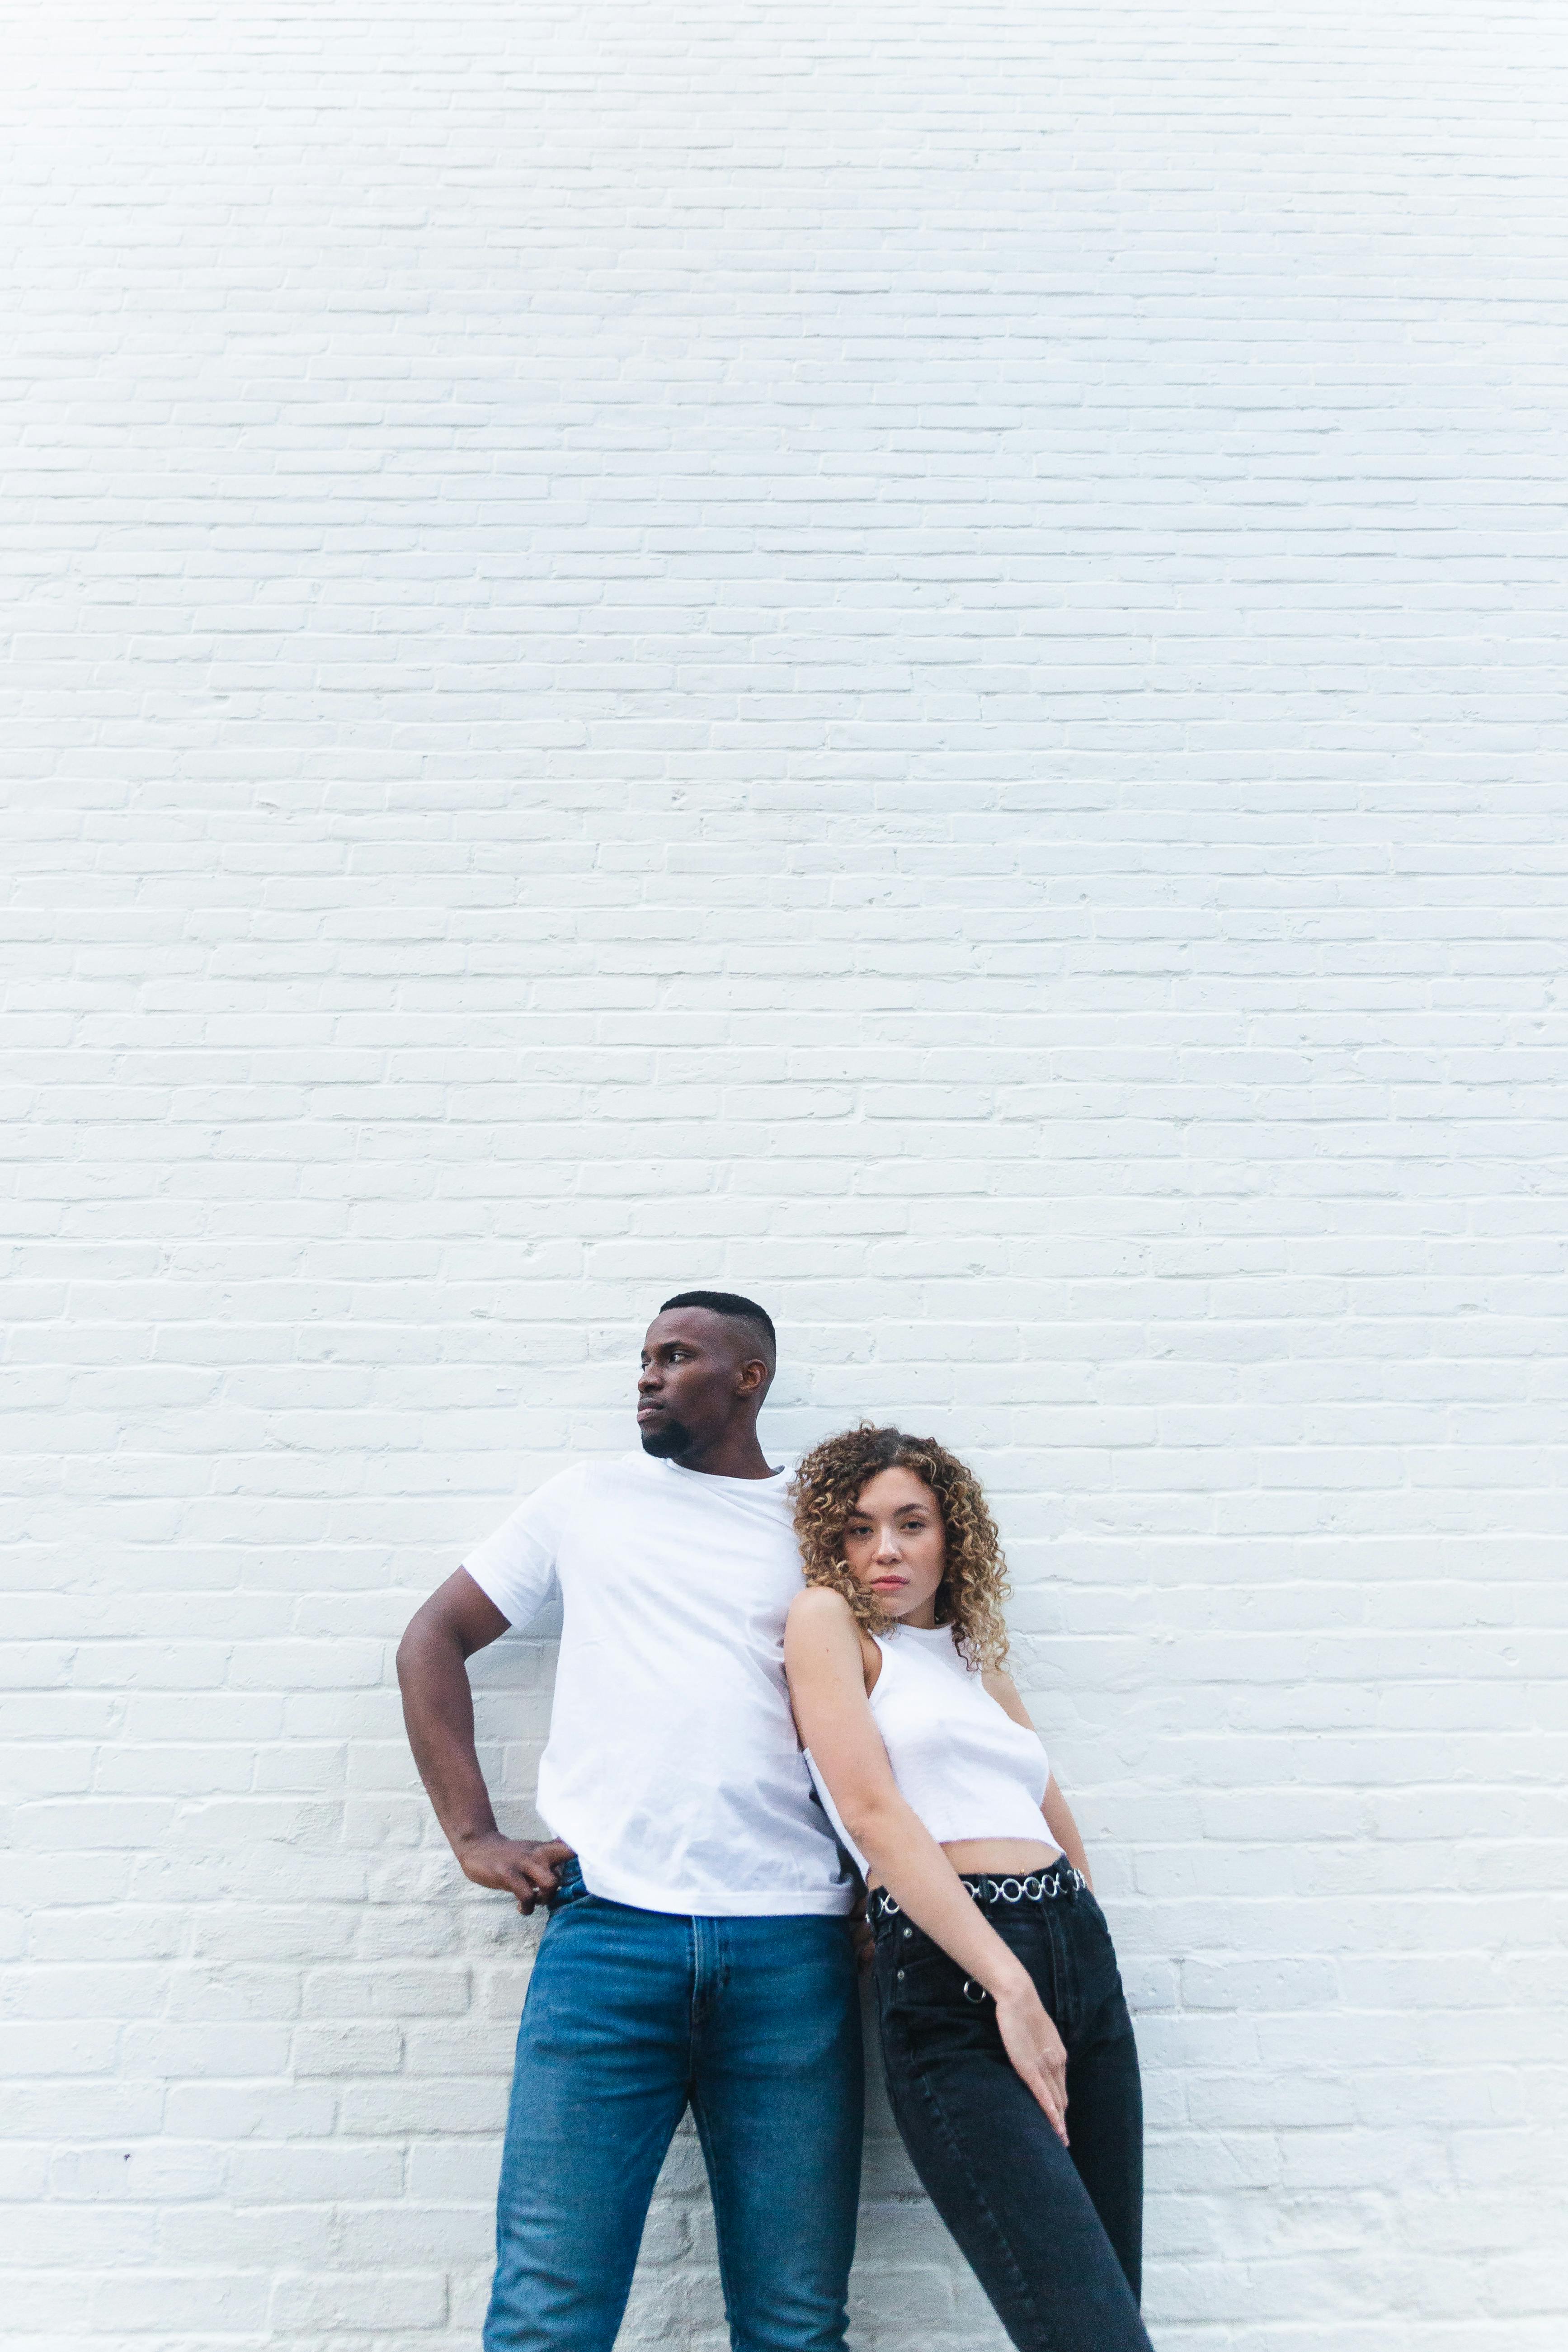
[{"left": 670, "top": 1426, "right": 777, "bottom": 1481}]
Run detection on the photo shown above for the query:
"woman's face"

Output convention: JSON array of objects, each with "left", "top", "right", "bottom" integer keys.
[{"left": 840, "top": 1465, "right": 946, "bottom": 1624}]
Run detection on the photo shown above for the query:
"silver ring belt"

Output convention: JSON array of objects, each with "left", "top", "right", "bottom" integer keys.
[{"left": 869, "top": 1865, "right": 1086, "bottom": 1928}]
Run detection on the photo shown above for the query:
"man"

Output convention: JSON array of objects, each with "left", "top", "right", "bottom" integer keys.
[{"left": 397, "top": 1291, "right": 862, "bottom": 2352}]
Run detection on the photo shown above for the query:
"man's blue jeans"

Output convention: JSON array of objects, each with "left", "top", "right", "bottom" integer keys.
[{"left": 483, "top": 1861, "right": 863, "bottom": 2352}]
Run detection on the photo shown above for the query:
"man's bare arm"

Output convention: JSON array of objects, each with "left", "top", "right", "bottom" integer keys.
[{"left": 396, "top": 1568, "right": 573, "bottom": 1914}]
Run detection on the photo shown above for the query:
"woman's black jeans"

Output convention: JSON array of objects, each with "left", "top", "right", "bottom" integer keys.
[{"left": 874, "top": 1876, "right": 1154, "bottom": 2352}]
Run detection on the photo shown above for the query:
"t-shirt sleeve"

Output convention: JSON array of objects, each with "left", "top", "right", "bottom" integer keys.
[{"left": 461, "top": 1462, "right": 586, "bottom": 1630}]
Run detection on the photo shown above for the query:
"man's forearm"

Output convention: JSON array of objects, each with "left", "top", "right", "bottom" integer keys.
[
  {"left": 396, "top": 1616, "right": 501, "bottom": 1857},
  {"left": 397, "top": 1572, "right": 571, "bottom": 1913}
]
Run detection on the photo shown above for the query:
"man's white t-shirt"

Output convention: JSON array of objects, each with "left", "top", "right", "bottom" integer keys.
[{"left": 462, "top": 1450, "right": 855, "bottom": 1918}]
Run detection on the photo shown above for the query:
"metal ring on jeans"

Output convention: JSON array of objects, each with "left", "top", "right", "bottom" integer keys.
[{"left": 962, "top": 1978, "right": 988, "bottom": 2004}]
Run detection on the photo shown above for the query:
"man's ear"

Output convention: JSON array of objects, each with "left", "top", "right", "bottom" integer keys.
[{"left": 736, "top": 1357, "right": 769, "bottom": 1398}]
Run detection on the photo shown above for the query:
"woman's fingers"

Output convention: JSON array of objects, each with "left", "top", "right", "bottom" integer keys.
[
  {"left": 995, "top": 1991, "right": 1071, "bottom": 2145},
  {"left": 1029, "top": 2062, "right": 1069, "bottom": 2146}
]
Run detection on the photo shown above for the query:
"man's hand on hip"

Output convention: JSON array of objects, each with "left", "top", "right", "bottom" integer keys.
[{"left": 457, "top": 1830, "right": 576, "bottom": 1914}]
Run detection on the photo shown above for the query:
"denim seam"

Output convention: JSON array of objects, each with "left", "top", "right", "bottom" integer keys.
[
  {"left": 1046, "top": 1909, "right": 1074, "bottom": 2042},
  {"left": 884, "top": 2004, "right": 1050, "bottom": 2349}
]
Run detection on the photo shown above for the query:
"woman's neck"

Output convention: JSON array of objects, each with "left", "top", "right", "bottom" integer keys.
[{"left": 893, "top": 1598, "right": 941, "bottom": 1630}]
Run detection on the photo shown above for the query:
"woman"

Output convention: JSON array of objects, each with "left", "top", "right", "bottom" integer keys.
[{"left": 786, "top": 1426, "right": 1154, "bottom": 2352}]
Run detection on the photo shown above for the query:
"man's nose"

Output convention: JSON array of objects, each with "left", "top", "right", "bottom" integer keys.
[{"left": 638, "top": 1366, "right": 662, "bottom": 1393}]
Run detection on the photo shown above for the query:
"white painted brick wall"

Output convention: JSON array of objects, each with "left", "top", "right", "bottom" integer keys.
[{"left": 3, "top": 0, "right": 1566, "bottom": 2345}]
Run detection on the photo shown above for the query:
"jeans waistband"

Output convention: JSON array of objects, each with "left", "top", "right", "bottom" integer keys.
[{"left": 869, "top": 1863, "right": 1087, "bottom": 1932}]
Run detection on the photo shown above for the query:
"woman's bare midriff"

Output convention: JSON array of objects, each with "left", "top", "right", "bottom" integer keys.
[{"left": 866, "top": 1836, "right": 1062, "bottom": 1893}]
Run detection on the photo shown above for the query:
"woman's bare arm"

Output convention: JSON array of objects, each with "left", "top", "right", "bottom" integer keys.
[
  {"left": 983, "top": 1667, "right": 1093, "bottom": 1889},
  {"left": 1040, "top": 1776, "right": 1092, "bottom": 1886},
  {"left": 786, "top": 1588, "right": 1070, "bottom": 2143}
]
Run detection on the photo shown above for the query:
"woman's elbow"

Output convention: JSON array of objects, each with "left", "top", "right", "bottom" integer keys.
[{"left": 838, "top": 1787, "right": 907, "bottom": 1858}]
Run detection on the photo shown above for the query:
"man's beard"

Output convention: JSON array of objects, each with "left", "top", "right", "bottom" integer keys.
[{"left": 639, "top": 1416, "right": 694, "bottom": 1459}]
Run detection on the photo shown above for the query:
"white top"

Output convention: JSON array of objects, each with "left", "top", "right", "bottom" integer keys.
[
  {"left": 463, "top": 1452, "right": 854, "bottom": 1918},
  {"left": 806, "top": 1621, "right": 1052, "bottom": 1880}
]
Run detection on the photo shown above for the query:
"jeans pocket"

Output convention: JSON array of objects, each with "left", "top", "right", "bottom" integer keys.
[
  {"left": 881, "top": 1942, "right": 987, "bottom": 2023},
  {"left": 545, "top": 1862, "right": 590, "bottom": 1914},
  {"left": 1067, "top": 1895, "right": 1126, "bottom": 2009}
]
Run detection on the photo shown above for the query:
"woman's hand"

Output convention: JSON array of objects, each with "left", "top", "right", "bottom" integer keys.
[{"left": 993, "top": 1975, "right": 1070, "bottom": 2146}]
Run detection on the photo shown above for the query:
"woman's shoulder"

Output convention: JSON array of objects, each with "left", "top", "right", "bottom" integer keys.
[
  {"left": 786, "top": 1582, "right": 859, "bottom": 1633},
  {"left": 786, "top": 1584, "right": 883, "bottom": 1691},
  {"left": 980, "top": 1663, "right": 1036, "bottom": 1730}
]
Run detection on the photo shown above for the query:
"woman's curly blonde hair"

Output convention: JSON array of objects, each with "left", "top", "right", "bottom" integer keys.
[{"left": 791, "top": 1425, "right": 1011, "bottom": 1670}]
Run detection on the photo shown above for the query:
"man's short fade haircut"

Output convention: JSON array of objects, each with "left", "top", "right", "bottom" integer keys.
[{"left": 659, "top": 1290, "right": 777, "bottom": 1366}]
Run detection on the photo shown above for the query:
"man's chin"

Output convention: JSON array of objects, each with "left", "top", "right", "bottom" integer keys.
[{"left": 639, "top": 1419, "right": 692, "bottom": 1459}]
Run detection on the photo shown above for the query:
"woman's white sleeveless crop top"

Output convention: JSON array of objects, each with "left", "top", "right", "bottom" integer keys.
[{"left": 806, "top": 1621, "right": 1052, "bottom": 1878}]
